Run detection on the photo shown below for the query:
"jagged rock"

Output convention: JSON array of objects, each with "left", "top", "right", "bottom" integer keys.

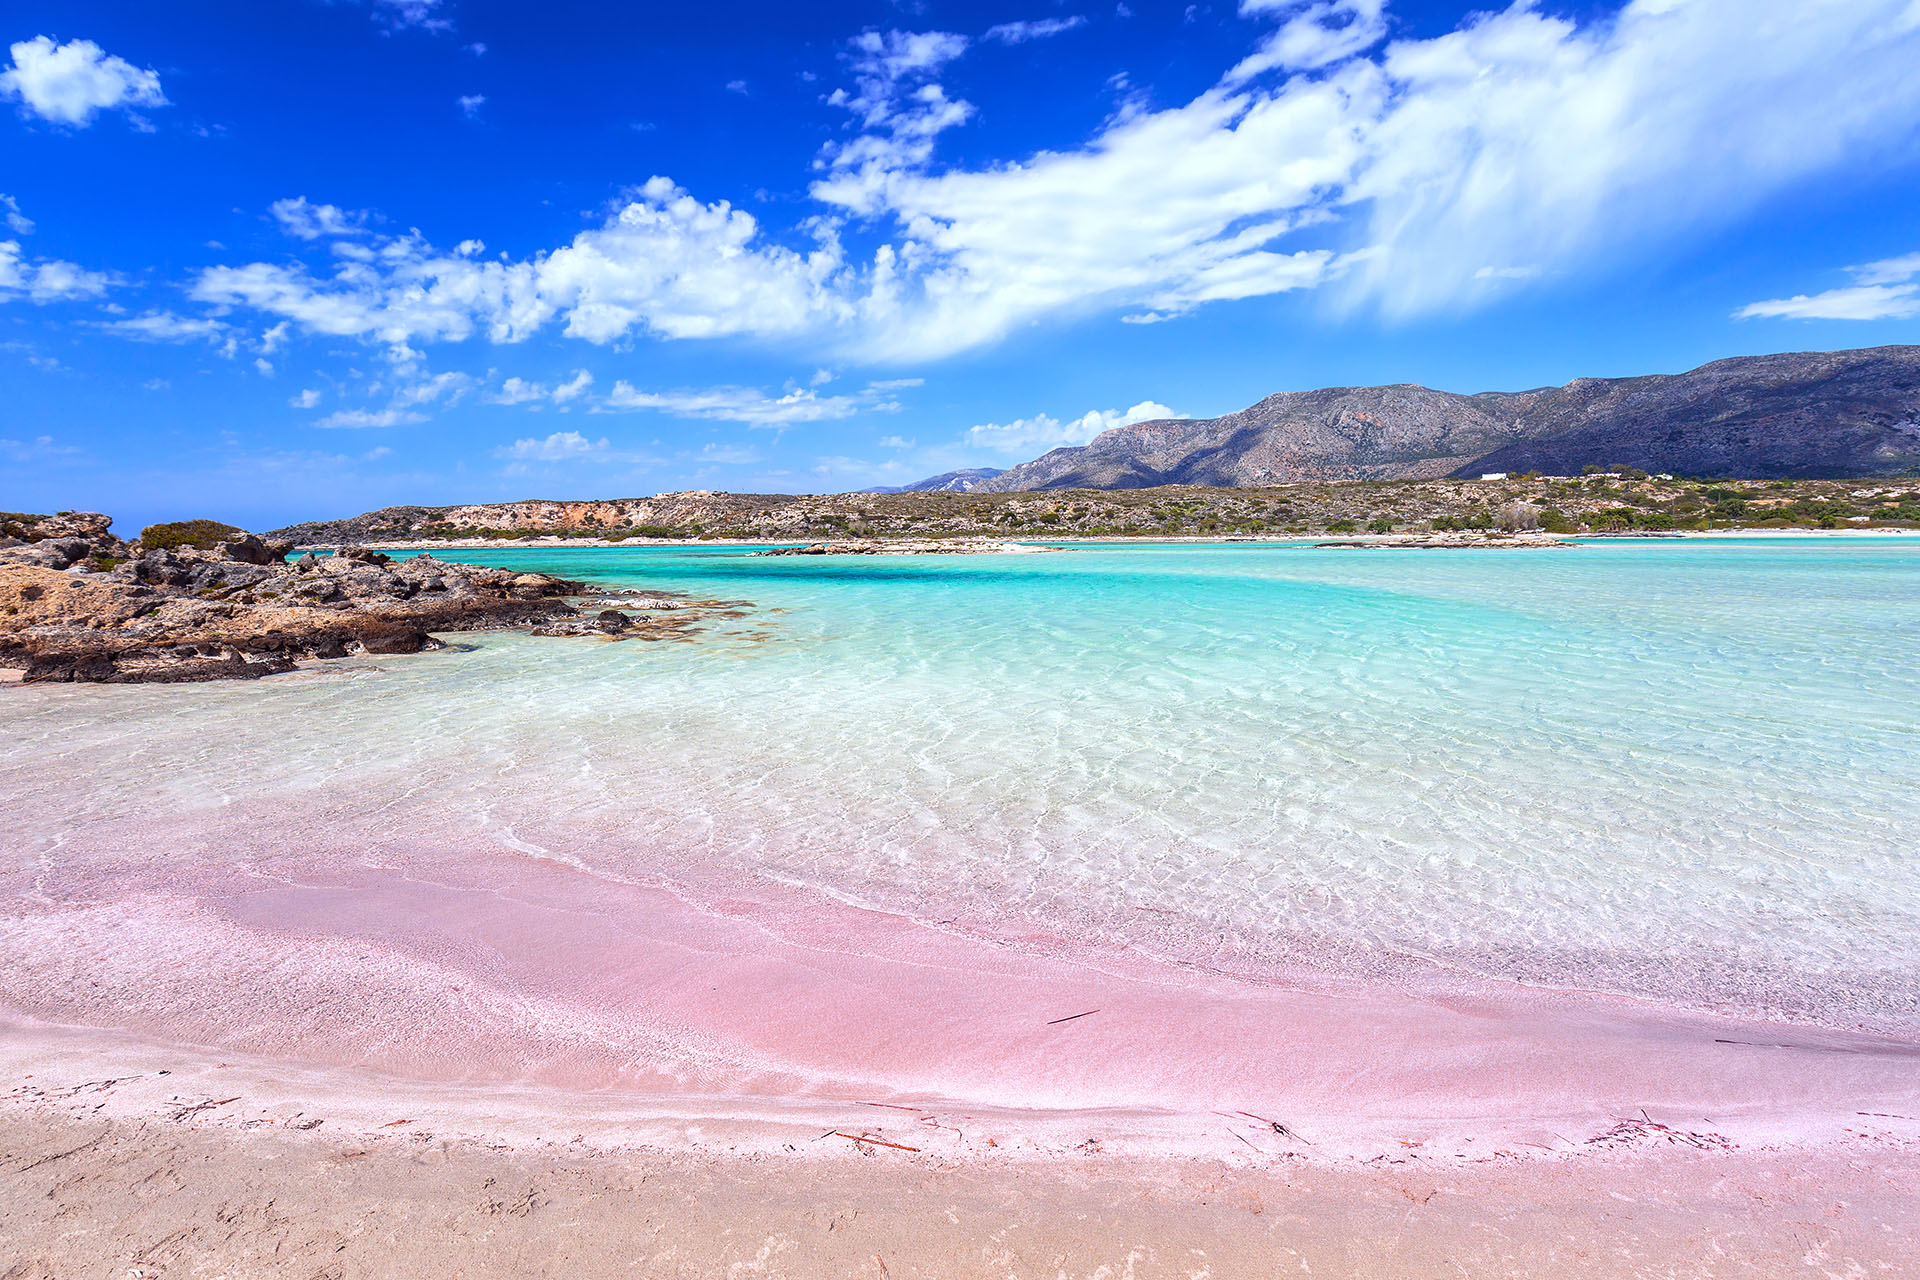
[
  {"left": 214, "top": 533, "right": 289, "bottom": 565},
  {"left": 0, "top": 530, "right": 586, "bottom": 684}
]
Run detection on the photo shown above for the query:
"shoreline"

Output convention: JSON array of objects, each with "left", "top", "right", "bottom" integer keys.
[
  {"left": 320, "top": 527, "right": 1920, "bottom": 551},
  {"left": 3, "top": 835, "right": 1915, "bottom": 1170}
]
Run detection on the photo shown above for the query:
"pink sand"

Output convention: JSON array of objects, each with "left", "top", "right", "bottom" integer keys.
[{"left": 3, "top": 822, "right": 1915, "bottom": 1161}]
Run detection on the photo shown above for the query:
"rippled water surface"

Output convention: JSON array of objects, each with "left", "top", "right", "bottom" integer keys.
[{"left": 7, "top": 539, "right": 1918, "bottom": 1031}]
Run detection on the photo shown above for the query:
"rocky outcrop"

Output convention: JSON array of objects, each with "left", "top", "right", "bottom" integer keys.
[
  {"left": 970, "top": 346, "right": 1920, "bottom": 491},
  {"left": 0, "top": 511, "right": 132, "bottom": 570},
  {"left": 0, "top": 535, "right": 587, "bottom": 683}
]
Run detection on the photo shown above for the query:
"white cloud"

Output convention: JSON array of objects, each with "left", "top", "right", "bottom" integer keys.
[
  {"left": 818, "top": 29, "right": 977, "bottom": 216},
  {"left": 985, "top": 16, "right": 1089, "bottom": 44},
  {"left": 602, "top": 381, "right": 893, "bottom": 427},
  {"left": 968, "top": 399, "right": 1180, "bottom": 453},
  {"left": 99, "top": 310, "right": 229, "bottom": 342},
  {"left": 292, "top": 388, "right": 324, "bottom": 409},
  {"left": 696, "top": 442, "right": 762, "bottom": 464},
  {"left": 0, "top": 242, "right": 111, "bottom": 302},
  {"left": 877, "top": 434, "right": 915, "bottom": 448},
  {"left": 849, "top": 29, "right": 970, "bottom": 82},
  {"left": 458, "top": 93, "right": 485, "bottom": 119},
  {"left": 551, "top": 369, "right": 594, "bottom": 402},
  {"left": 1852, "top": 253, "right": 1920, "bottom": 286},
  {"left": 1228, "top": 0, "right": 1386, "bottom": 80},
  {"left": 271, "top": 197, "right": 368, "bottom": 240},
  {"left": 487, "top": 369, "right": 595, "bottom": 406},
  {"left": 175, "top": 1, "right": 1920, "bottom": 362},
  {"left": 1737, "top": 252, "right": 1920, "bottom": 321},
  {"left": 726, "top": 79, "right": 749, "bottom": 95},
  {"left": 498, "top": 430, "right": 606, "bottom": 461},
  {"left": 315, "top": 407, "right": 428, "bottom": 429},
  {"left": 0, "top": 195, "right": 32, "bottom": 235},
  {"left": 489, "top": 376, "right": 547, "bottom": 405},
  {"left": 372, "top": 0, "right": 451, "bottom": 31},
  {"left": 0, "top": 36, "right": 166, "bottom": 127},
  {"left": 391, "top": 370, "right": 473, "bottom": 407}
]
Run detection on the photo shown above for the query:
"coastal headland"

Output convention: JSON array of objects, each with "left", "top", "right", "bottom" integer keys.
[{"left": 270, "top": 472, "right": 1920, "bottom": 546}]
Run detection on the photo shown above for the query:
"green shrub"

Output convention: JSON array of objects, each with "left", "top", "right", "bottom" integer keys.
[
  {"left": 1539, "top": 508, "right": 1576, "bottom": 533},
  {"left": 1326, "top": 519, "right": 1359, "bottom": 533},
  {"left": 1367, "top": 517, "right": 1396, "bottom": 533},
  {"left": 140, "top": 519, "right": 243, "bottom": 551}
]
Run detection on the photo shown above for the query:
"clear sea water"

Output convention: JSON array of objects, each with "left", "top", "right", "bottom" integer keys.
[{"left": 7, "top": 539, "right": 1918, "bottom": 1034}]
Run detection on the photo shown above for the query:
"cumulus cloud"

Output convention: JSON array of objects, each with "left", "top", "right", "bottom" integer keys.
[
  {"left": 271, "top": 197, "right": 369, "bottom": 240},
  {"left": 968, "top": 399, "right": 1180, "bottom": 453},
  {"left": 1, "top": 36, "right": 166, "bottom": 126},
  {"left": 984, "top": 16, "right": 1088, "bottom": 44},
  {"left": 486, "top": 369, "right": 594, "bottom": 406},
  {"left": 0, "top": 241, "right": 111, "bottom": 302},
  {"left": 177, "top": 1, "right": 1920, "bottom": 361},
  {"left": 291, "top": 388, "right": 324, "bottom": 409},
  {"left": 1738, "top": 252, "right": 1920, "bottom": 321},
  {"left": 458, "top": 93, "right": 485, "bottom": 119},
  {"left": 497, "top": 430, "right": 607, "bottom": 461}
]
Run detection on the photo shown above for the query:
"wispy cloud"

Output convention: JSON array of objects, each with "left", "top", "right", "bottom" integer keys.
[
  {"left": 315, "top": 407, "right": 428, "bottom": 429},
  {"left": 170, "top": 1, "right": 1920, "bottom": 362},
  {"left": 601, "top": 378, "right": 905, "bottom": 427},
  {"left": 1738, "top": 252, "right": 1920, "bottom": 321},
  {"left": 984, "top": 16, "right": 1088, "bottom": 44}
]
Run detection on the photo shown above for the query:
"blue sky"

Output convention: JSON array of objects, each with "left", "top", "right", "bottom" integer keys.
[{"left": 4, "top": 0, "right": 1919, "bottom": 533}]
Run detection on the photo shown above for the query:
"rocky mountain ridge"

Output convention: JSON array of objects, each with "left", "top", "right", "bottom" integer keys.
[
  {"left": 971, "top": 346, "right": 1920, "bottom": 491},
  {"left": 863, "top": 467, "right": 1006, "bottom": 494}
]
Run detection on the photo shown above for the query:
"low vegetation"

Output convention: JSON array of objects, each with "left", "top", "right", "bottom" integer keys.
[
  {"left": 271, "top": 471, "right": 1920, "bottom": 546},
  {"left": 139, "top": 519, "right": 244, "bottom": 552}
]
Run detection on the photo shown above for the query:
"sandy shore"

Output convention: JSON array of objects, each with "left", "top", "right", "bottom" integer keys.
[{"left": 4, "top": 1083, "right": 1916, "bottom": 1279}]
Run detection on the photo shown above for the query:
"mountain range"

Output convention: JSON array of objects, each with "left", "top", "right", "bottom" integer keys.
[{"left": 924, "top": 346, "right": 1920, "bottom": 492}]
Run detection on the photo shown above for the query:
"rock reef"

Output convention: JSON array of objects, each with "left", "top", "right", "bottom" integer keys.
[{"left": 0, "top": 512, "right": 598, "bottom": 683}]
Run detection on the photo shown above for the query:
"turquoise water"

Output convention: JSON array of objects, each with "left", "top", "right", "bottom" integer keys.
[{"left": 8, "top": 539, "right": 1919, "bottom": 1032}]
